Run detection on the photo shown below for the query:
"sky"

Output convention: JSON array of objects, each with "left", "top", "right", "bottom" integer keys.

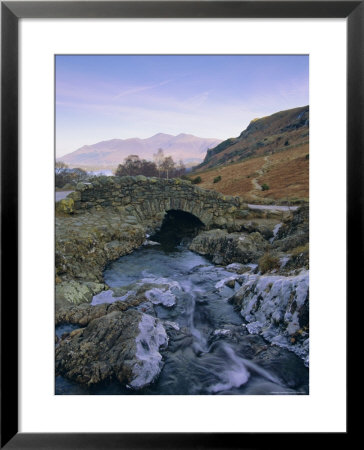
[{"left": 56, "top": 55, "right": 309, "bottom": 157}]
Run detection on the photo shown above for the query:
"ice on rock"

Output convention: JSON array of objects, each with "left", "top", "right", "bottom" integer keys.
[
  {"left": 269, "top": 223, "right": 283, "bottom": 243},
  {"left": 163, "top": 320, "right": 180, "bottom": 331},
  {"left": 246, "top": 321, "right": 264, "bottom": 335},
  {"left": 235, "top": 271, "right": 309, "bottom": 363},
  {"left": 215, "top": 275, "right": 239, "bottom": 289},
  {"left": 213, "top": 329, "right": 232, "bottom": 337},
  {"left": 130, "top": 314, "right": 168, "bottom": 389},
  {"left": 145, "top": 288, "right": 176, "bottom": 307},
  {"left": 142, "top": 276, "right": 181, "bottom": 307},
  {"left": 279, "top": 256, "right": 290, "bottom": 268},
  {"left": 91, "top": 289, "right": 134, "bottom": 306},
  {"left": 143, "top": 239, "right": 161, "bottom": 246}
]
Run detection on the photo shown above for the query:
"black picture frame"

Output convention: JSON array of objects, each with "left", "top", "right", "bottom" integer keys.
[{"left": 1, "top": 1, "right": 357, "bottom": 448}]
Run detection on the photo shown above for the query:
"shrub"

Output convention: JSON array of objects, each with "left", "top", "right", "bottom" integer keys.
[
  {"left": 191, "top": 176, "right": 202, "bottom": 184},
  {"left": 261, "top": 183, "right": 270, "bottom": 191},
  {"left": 291, "top": 243, "right": 309, "bottom": 257},
  {"left": 258, "top": 253, "right": 280, "bottom": 274},
  {"left": 213, "top": 175, "right": 222, "bottom": 184}
]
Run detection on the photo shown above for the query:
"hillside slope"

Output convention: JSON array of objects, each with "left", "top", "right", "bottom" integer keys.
[
  {"left": 197, "top": 105, "right": 309, "bottom": 170},
  {"left": 192, "top": 143, "right": 309, "bottom": 203}
]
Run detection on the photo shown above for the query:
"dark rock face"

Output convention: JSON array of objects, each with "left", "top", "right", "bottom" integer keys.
[
  {"left": 56, "top": 310, "right": 168, "bottom": 389},
  {"left": 273, "top": 205, "right": 309, "bottom": 252},
  {"left": 188, "top": 229, "right": 268, "bottom": 265}
]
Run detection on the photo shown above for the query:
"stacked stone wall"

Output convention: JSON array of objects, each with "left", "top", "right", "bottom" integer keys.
[{"left": 68, "top": 176, "right": 248, "bottom": 228}]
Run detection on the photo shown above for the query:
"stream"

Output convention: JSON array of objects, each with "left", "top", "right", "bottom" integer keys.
[{"left": 56, "top": 238, "right": 308, "bottom": 395}]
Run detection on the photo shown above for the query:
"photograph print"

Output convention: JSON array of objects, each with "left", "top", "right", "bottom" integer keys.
[{"left": 55, "top": 55, "right": 309, "bottom": 395}]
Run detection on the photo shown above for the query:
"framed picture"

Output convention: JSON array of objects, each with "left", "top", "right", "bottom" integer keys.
[{"left": 1, "top": 1, "right": 356, "bottom": 447}]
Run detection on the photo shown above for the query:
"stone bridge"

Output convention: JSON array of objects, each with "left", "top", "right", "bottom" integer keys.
[{"left": 63, "top": 176, "right": 248, "bottom": 229}]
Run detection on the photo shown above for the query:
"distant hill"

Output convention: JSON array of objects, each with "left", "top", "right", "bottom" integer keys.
[
  {"left": 196, "top": 106, "right": 309, "bottom": 170},
  {"left": 58, "top": 133, "right": 222, "bottom": 169}
]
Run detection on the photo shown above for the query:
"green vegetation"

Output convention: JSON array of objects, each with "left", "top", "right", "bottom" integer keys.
[
  {"left": 213, "top": 175, "right": 222, "bottom": 184},
  {"left": 261, "top": 183, "right": 270, "bottom": 191},
  {"left": 191, "top": 176, "right": 202, "bottom": 184},
  {"left": 55, "top": 162, "right": 89, "bottom": 188}
]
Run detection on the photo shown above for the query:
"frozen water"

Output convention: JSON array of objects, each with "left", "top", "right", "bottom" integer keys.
[{"left": 131, "top": 314, "right": 168, "bottom": 389}]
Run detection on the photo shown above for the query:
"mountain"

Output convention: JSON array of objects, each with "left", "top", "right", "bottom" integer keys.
[
  {"left": 58, "top": 133, "right": 222, "bottom": 169},
  {"left": 196, "top": 106, "right": 309, "bottom": 170}
]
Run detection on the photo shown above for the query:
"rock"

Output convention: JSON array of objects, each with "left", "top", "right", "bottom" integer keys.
[
  {"left": 68, "top": 190, "right": 81, "bottom": 201},
  {"left": 55, "top": 310, "right": 168, "bottom": 389},
  {"left": 273, "top": 205, "right": 309, "bottom": 251},
  {"left": 55, "top": 210, "right": 146, "bottom": 286},
  {"left": 225, "top": 279, "right": 236, "bottom": 288},
  {"left": 55, "top": 280, "right": 105, "bottom": 307},
  {"left": 55, "top": 298, "right": 146, "bottom": 326},
  {"left": 56, "top": 198, "right": 74, "bottom": 214},
  {"left": 62, "top": 183, "right": 75, "bottom": 190},
  {"left": 225, "top": 263, "right": 253, "bottom": 274},
  {"left": 229, "top": 270, "right": 309, "bottom": 364},
  {"left": 189, "top": 229, "right": 267, "bottom": 265}
]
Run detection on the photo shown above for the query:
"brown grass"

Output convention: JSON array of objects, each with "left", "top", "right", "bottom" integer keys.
[
  {"left": 258, "top": 253, "right": 280, "bottom": 274},
  {"left": 192, "top": 143, "right": 309, "bottom": 203}
]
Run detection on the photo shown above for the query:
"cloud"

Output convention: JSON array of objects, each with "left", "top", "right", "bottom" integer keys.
[
  {"left": 113, "top": 80, "right": 171, "bottom": 99},
  {"left": 180, "top": 91, "right": 211, "bottom": 110}
]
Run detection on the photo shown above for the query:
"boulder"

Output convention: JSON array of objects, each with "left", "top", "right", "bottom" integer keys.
[
  {"left": 55, "top": 280, "right": 105, "bottom": 307},
  {"left": 229, "top": 270, "right": 309, "bottom": 365},
  {"left": 189, "top": 229, "right": 267, "bottom": 265},
  {"left": 55, "top": 198, "right": 74, "bottom": 214},
  {"left": 56, "top": 310, "right": 168, "bottom": 389}
]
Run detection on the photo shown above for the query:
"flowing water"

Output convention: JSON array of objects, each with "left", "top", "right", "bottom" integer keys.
[{"left": 56, "top": 239, "right": 308, "bottom": 395}]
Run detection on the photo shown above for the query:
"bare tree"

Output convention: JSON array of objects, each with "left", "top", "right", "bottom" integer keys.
[
  {"left": 55, "top": 161, "right": 68, "bottom": 174},
  {"left": 161, "top": 156, "right": 175, "bottom": 179},
  {"left": 176, "top": 159, "right": 186, "bottom": 177},
  {"left": 153, "top": 148, "right": 165, "bottom": 178}
]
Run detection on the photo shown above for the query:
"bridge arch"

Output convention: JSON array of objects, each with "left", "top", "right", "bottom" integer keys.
[
  {"left": 70, "top": 176, "right": 246, "bottom": 229},
  {"left": 150, "top": 209, "right": 205, "bottom": 250}
]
